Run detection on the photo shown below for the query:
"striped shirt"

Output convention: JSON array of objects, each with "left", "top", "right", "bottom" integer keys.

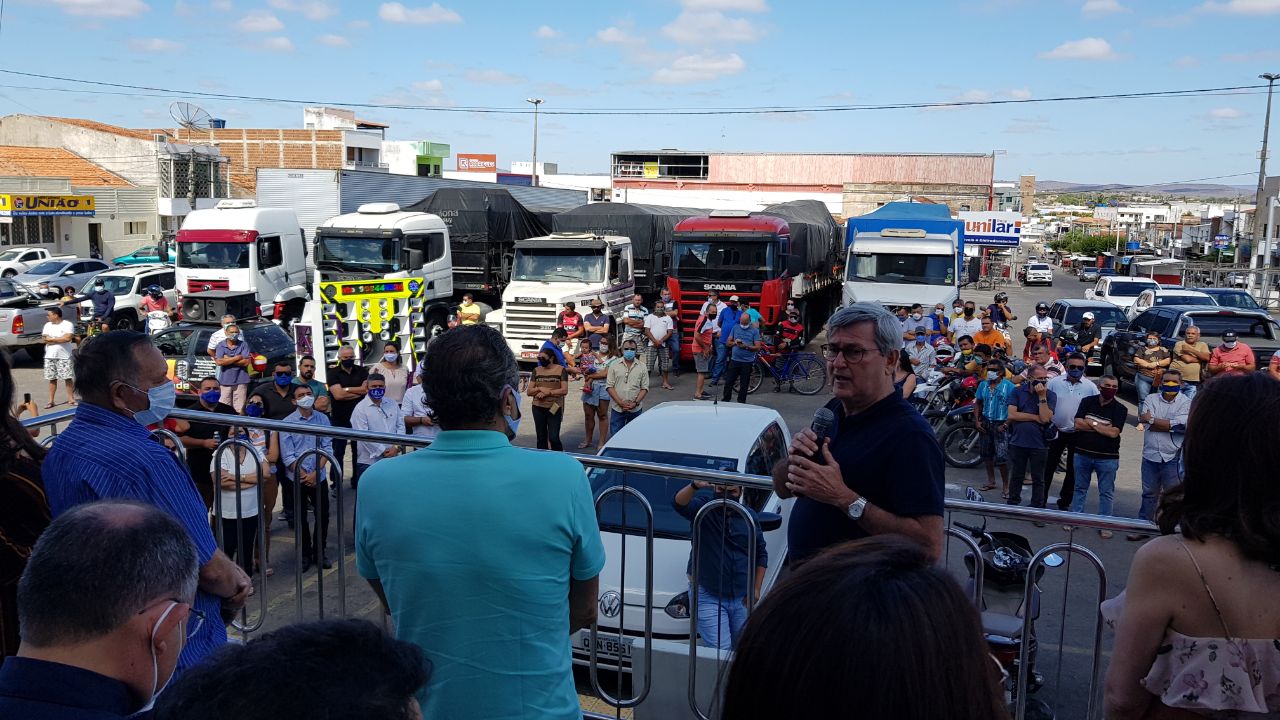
[
  {"left": 280, "top": 409, "right": 334, "bottom": 479},
  {"left": 40, "top": 403, "right": 224, "bottom": 672}
]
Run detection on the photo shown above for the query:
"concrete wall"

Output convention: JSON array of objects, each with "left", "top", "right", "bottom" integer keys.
[
  {"left": 841, "top": 182, "right": 990, "bottom": 217},
  {"left": 0, "top": 115, "right": 162, "bottom": 187},
  {"left": 612, "top": 186, "right": 842, "bottom": 214},
  {"left": 165, "top": 127, "right": 345, "bottom": 195}
]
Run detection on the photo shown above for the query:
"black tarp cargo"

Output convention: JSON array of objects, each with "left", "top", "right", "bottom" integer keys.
[
  {"left": 752, "top": 200, "right": 842, "bottom": 277},
  {"left": 552, "top": 203, "right": 705, "bottom": 296}
]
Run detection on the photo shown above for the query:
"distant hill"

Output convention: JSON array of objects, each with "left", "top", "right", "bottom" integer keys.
[{"left": 1032, "top": 180, "right": 1255, "bottom": 199}]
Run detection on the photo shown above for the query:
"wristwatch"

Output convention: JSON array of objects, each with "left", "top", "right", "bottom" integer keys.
[{"left": 846, "top": 496, "right": 868, "bottom": 521}]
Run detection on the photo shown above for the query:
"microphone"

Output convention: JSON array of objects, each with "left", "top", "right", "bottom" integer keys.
[{"left": 808, "top": 407, "right": 835, "bottom": 464}]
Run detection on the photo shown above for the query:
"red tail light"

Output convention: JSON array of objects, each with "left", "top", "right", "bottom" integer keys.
[
  {"left": 11, "top": 316, "right": 22, "bottom": 334},
  {"left": 273, "top": 301, "right": 285, "bottom": 319}
]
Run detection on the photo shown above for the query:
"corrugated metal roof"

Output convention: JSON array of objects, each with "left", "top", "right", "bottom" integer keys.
[
  {"left": 0, "top": 146, "right": 134, "bottom": 187},
  {"left": 40, "top": 116, "right": 157, "bottom": 141}
]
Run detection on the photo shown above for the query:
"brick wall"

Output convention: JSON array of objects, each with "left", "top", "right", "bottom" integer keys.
[{"left": 158, "top": 128, "right": 345, "bottom": 195}]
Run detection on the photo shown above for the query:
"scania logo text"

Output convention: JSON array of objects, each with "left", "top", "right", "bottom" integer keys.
[
  {"left": 598, "top": 591, "right": 622, "bottom": 618},
  {"left": 702, "top": 283, "right": 737, "bottom": 291}
]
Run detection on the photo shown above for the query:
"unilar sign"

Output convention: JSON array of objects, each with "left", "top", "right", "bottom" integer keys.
[
  {"left": 456, "top": 153, "right": 497, "bottom": 172},
  {"left": 960, "top": 210, "right": 1022, "bottom": 248}
]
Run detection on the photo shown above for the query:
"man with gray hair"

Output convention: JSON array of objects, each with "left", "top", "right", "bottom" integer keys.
[
  {"left": 1005, "top": 362, "right": 1057, "bottom": 507},
  {"left": 0, "top": 500, "right": 201, "bottom": 718},
  {"left": 773, "top": 303, "right": 945, "bottom": 565},
  {"left": 355, "top": 325, "right": 605, "bottom": 720}
]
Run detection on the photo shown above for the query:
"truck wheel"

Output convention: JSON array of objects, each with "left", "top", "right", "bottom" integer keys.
[
  {"left": 1, "top": 270, "right": 14, "bottom": 278},
  {"left": 425, "top": 314, "right": 446, "bottom": 339},
  {"left": 24, "top": 345, "right": 44, "bottom": 363}
]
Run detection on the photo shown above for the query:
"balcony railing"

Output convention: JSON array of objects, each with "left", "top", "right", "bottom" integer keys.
[
  {"left": 343, "top": 160, "right": 389, "bottom": 171},
  {"left": 24, "top": 408, "right": 1158, "bottom": 720}
]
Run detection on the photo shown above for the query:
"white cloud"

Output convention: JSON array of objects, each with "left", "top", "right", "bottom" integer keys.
[
  {"left": 211, "top": 0, "right": 232, "bottom": 9},
  {"left": 129, "top": 37, "right": 183, "bottom": 52},
  {"left": 1082, "top": 0, "right": 1128, "bottom": 15},
  {"left": 316, "top": 33, "right": 350, "bottom": 47},
  {"left": 263, "top": 36, "right": 295, "bottom": 51},
  {"left": 1175, "top": 55, "right": 1199, "bottom": 67},
  {"left": 378, "top": 2, "right": 461, "bottom": 24},
  {"left": 680, "top": 0, "right": 768, "bottom": 10},
  {"left": 1209, "top": 107, "right": 1243, "bottom": 119},
  {"left": 412, "top": 79, "right": 444, "bottom": 92},
  {"left": 465, "top": 69, "right": 523, "bottom": 85},
  {"left": 267, "top": 0, "right": 337, "bottom": 20},
  {"left": 652, "top": 52, "right": 745, "bottom": 84},
  {"left": 535, "top": 25, "right": 561, "bottom": 38},
  {"left": 51, "top": 0, "right": 150, "bottom": 17},
  {"left": 1006, "top": 88, "right": 1032, "bottom": 100},
  {"left": 1039, "top": 37, "right": 1118, "bottom": 60},
  {"left": 237, "top": 10, "right": 284, "bottom": 32},
  {"left": 662, "top": 10, "right": 761, "bottom": 44},
  {"left": 1198, "top": 0, "right": 1280, "bottom": 14},
  {"left": 596, "top": 25, "right": 641, "bottom": 44}
]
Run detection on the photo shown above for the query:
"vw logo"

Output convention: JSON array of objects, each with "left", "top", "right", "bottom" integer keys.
[{"left": 598, "top": 591, "right": 622, "bottom": 618}]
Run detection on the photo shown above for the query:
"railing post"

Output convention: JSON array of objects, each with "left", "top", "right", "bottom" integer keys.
[
  {"left": 588, "top": 484, "right": 654, "bottom": 710},
  {"left": 211, "top": 436, "right": 268, "bottom": 636}
]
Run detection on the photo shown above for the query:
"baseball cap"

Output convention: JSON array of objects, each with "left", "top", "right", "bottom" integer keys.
[
  {"left": 1082, "top": 312, "right": 1095, "bottom": 320},
  {"left": 915, "top": 326, "right": 927, "bottom": 334},
  {"left": 1222, "top": 330, "right": 1238, "bottom": 340},
  {"left": 728, "top": 295, "right": 740, "bottom": 302}
]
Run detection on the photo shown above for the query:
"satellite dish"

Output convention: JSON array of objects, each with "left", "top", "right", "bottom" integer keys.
[{"left": 169, "top": 101, "right": 213, "bottom": 131}]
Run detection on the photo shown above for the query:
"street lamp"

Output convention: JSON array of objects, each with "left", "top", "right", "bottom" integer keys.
[
  {"left": 1252, "top": 72, "right": 1279, "bottom": 267},
  {"left": 522, "top": 96, "right": 542, "bottom": 185}
]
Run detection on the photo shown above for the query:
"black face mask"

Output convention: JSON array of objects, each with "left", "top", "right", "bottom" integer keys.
[
  {"left": 340, "top": 358, "right": 354, "bottom": 369},
  {"left": 964, "top": 308, "right": 975, "bottom": 317}
]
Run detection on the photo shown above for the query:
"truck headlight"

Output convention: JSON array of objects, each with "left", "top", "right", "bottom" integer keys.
[{"left": 664, "top": 591, "right": 690, "bottom": 619}]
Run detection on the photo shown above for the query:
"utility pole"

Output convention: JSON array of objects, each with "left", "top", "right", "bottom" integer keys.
[
  {"left": 1251, "top": 72, "right": 1279, "bottom": 268},
  {"left": 188, "top": 146, "right": 196, "bottom": 214},
  {"left": 526, "top": 97, "right": 543, "bottom": 187}
]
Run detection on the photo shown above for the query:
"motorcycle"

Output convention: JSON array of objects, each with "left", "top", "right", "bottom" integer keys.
[
  {"left": 955, "top": 488, "right": 1063, "bottom": 720},
  {"left": 146, "top": 310, "right": 172, "bottom": 335}
]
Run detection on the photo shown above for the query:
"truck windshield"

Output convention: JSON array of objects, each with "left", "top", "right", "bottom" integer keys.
[
  {"left": 672, "top": 238, "right": 776, "bottom": 283},
  {"left": 177, "top": 242, "right": 250, "bottom": 270},
  {"left": 314, "top": 234, "right": 399, "bottom": 273},
  {"left": 849, "top": 253, "right": 954, "bottom": 286},
  {"left": 513, "top": 247, "right": 604, "bottom": 283}
]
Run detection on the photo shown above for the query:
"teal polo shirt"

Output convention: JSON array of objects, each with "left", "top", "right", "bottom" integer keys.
[{"left": 355, "top": 430, "right": 606, "bottom": 720}]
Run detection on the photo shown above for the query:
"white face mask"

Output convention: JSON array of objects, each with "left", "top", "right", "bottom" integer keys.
[
  {"left": 133, "top": 601, "right": 183, "bottom": 716},
  {"left": 296, "top": 394, "right": 316, "bottom": 410}
]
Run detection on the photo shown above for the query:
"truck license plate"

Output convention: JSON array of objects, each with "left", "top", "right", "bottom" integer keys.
[{"left": 579, "top": 631, "right": 633, "bottom": 659}]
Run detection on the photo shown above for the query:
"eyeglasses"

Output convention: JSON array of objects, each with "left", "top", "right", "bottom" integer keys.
[
  {"left": 138, "top": 599, "right": 207, "bottom": 641},
  {"left": 820, "top": 343, "right": 876, "bottom": 364}
]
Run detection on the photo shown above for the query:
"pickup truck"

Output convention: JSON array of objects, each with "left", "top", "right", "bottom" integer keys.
[
  {"left": 0, "top": 248, "right": 58, "bottom": 278},
  {"left": 0, "top": 279, "right": 69, "bottom": 362},
  {"left": 1020, "top": 262, "right": 1053, "bottom": 286},
  {"left": 151, "top": 318, "right": 294, "bottom": 395},
  {"left": 1100, "top": 306, "right": 1280, "bottom": 391}
]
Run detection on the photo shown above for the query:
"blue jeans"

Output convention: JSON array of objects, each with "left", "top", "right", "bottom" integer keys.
[
  {"left": 666, "top": 334, "right": 681, "bottom": 374},
  {"left": 711, "top": 343, "right": 728, "bottom": 382},
  {"left": 609, "top": 408, "right": 642, "bottom": 436},
  {"left": 1182, "top": 382, "right": 1199, "bottom": 400},
  {"left": 1070, "top": 454, "right": 1119, "bottom": 516},
  {"left": 1134, "top": 374, "right": 1155, "bottom": 406},
  {"left": 694, "top": 584, "right": 748, "bottom": 650},
  {"left": 1139, "top": 457, "right": 1181, "bottom": 521}
]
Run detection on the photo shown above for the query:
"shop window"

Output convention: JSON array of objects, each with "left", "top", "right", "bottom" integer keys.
[
  {"left": 0, "top": 224, "right": 9, "bottom": 246},
  {"left": 41, "top": 217, "right": 53, "bottom": 242},
  {"left": 125, "top": 221, "right": 148, "bottom": 235}
]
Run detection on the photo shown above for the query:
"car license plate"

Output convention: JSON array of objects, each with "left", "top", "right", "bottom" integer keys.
[
  {"left": 520, "top": 350, "right": 538, "bottom": 359},
  {"left": 579, "top": 631, "right": 633, "bottom": 659}
]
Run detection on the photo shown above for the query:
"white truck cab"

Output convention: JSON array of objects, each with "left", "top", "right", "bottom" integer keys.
[
  {"left": 174, "top": 200, "right": 308, "bottom": 324},
  {"left": 486, "top": 232, "right": 634, "bottom": 361},
  {"left": 843, "top": 228, "right": 959, "bottom": 308}
]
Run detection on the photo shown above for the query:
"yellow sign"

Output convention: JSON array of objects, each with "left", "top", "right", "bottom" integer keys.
[
  {"left": 0, "top": 194, "right": 96, "bottom": 217},
  {"left": 643, "top": 161, "right": 659, "bottom": 179}
]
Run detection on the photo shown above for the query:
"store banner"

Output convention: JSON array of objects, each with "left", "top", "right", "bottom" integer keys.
[
  {"left": 960, "top": 210, "right": 1022, "bottom": 247},
  {"left": 0, "top": 194, "right": 96, "bottom": 217}
]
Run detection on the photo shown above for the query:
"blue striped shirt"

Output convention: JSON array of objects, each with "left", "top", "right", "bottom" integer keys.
[
  {"left": 280, "top": 409, "right": 333, "bottom": 478},
  {"left": 40, "top": 402, "right": 225, "bottom": 672}
]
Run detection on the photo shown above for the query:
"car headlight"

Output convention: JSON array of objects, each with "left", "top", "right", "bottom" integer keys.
[{"left": 664, "top": 591, "right": 690, "bottom": 619}]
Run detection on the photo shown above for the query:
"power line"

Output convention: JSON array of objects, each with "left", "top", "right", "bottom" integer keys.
[{"left": 0, "top": 69, "right": 1269, "bottom": 116}]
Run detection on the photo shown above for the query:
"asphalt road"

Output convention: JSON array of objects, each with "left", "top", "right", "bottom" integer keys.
[{"left": 9, "top": 261, "right": 1149, "bottom": 718}]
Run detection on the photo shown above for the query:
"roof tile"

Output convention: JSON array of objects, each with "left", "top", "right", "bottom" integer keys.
[
  {"left": 0, "top": 146, "right": 134, "bottom": 188},
  {"left": 40, "top": 116, "right": 157, "bottom": 141}
]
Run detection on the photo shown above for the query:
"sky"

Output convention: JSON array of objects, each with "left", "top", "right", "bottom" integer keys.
[{"left": 0, "top": 0, "right": 1278, "bottom": 186}]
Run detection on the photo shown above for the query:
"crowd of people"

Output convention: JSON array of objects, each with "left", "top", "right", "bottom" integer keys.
[{"left": 0, "top": 295, "right": 1276, "bottom": 719}]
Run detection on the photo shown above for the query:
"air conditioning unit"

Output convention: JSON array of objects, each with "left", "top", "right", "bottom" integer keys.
[{"left": 180, "top": 291, "right": 258, "bottom": 323}]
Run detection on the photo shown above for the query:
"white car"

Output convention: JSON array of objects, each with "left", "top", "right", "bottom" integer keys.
[
  {"left": 1085, "top": 276, "right": 1159, "bottom": 309},
  {"left": 576, "top": 402, "right": 792, "bottom": 671},
  {"left": 1022, "top": 262, "right": 1053, "bottom": 286},
  {"left": 1127, "top": 287, "right": 1217, "bottom": 320},
  {"left": 0, "top": 248, "right": 58, "bottom": 278},
  {"left": 76, "top": 264, "right": 179, "bottom": 331}
]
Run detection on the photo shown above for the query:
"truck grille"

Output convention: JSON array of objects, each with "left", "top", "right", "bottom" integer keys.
[
  {"left": 503, "top": 302, "right": 559, "bottom": 343},
  {"left": 187, "top": 278, "right": 230, "bottom": 292}
]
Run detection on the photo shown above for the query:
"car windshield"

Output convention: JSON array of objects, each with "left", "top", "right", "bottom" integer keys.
[
  {"left": 1182, "top": 314, "right": 1278, "bottom": 340},
  {"left": 512, "top": 247, "right": 605, "bottom": 283},
  {"left": 245, "top": 323, "right": 294, "bottom": 359},
  {"left": 672, "top": 238, "right": 777, "bottom": 283},
  {"left": 96, "top": 275, "right": 136, "bottom": 297},
  {"left": 26, "top": 261, "right": 67, "bottom": 275},
  {"left": 1156, "top": 294, "right": 1214, "bottom": 306},
  {"left": 0, "top": 250, "right": 25, "bottom": 262},
  {"left": 848, "top": 253, "right": 955, "bottom": 286},
  {"left": 1107, "top": 281, "right": 1154, "bottom": 297},
  {"left": 1206, "top": 291, "right": 1262, "bottom": 310},
  {"left": 177, "top": 242, "right": 250, "bottom": 270},
  {"left": 1098, "top": 268, "right": 1116, "bottom": 276},
  {"left": 1064, "top": 306, "right": 1128, "bottom": 327},
  {"left": 1028, "top": 264, "right": 1050, "bottom": 271},
  {"left": 588, "top": 448, "right": 739, "bottom": 540}
]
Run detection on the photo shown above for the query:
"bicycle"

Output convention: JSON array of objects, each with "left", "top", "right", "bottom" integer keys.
[{"left": 746, "top": 347, "right": 827, "bottom": 395}]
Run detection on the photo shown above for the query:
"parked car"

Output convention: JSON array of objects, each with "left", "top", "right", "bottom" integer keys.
[
  {"left": 1100, "top": 307, "right": 1280, "bottom": 391},
  {"left": 1127, "top": 288, "right": 1216, "bottom": 320},
  {"left": 1079, "top": 267, "right": 1100, "bottom": 283},
  {"left": 0, "top": 248, "right": 58, "bottom": 278},
  {"left": 1085, "top": 276, "right": 1160, "bottom": 309},
  {"left": 1199, "top": 287, "right": 1264, "bottom": 312},
  {"left": 152, "top": 318, "right": 294, "bottom": 396},
  {"left": 74, "top": 264, "right": 178, "bottom": 331},
  {"left": 111, "top": 244, "right": 172, "bottom": 266},
  {"left": 0, "top": 280, "right": 66, "bottom": 362},
  {"left": 1046, "top": 299, "right": 1129, "bottom": 374},
  {"left": 577, "top": 402, "right": 791, "bottom": 671},
  {"left": 1021, "top": 262, "right": 1053, "bottom": 286},
  {"left": 10, "top": 257, "right": 110, "bottom": 299}
]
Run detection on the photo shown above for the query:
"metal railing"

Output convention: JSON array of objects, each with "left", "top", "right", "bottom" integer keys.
[{"left": 25, "top": 408, "right": 1159, "bottom": 720}]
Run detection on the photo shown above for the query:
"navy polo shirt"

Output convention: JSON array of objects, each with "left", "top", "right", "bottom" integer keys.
[
  {"left": 0, "top": 657, "right": 137, "bottom": 719},
  {"left": 674, "top": 490, "right": 768, "bottom": 601},
  {"left": 787, "top": 392, "right": 945, "bottom": 566}
]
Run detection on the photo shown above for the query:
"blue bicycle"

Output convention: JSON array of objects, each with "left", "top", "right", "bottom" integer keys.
[{"left": 747, "top": 346, "right": 827, "bottom": 395}]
